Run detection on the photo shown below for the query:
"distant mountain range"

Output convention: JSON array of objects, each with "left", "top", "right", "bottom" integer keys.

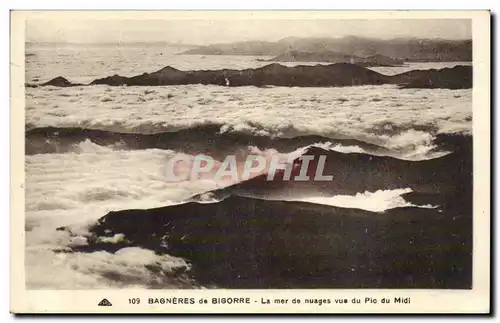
[
  {"left": 182, "top": 36, "right": 472, "bottom": 62},
  {"left": 263, "top": 51, "right": 405, "bottom": 67}
]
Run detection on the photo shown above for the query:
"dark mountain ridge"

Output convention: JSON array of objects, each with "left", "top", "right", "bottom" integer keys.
[
  {"left": 74, "top": 193, "right": 471, "bottom": 289},
  {"left": 36, "top": 63, "right": 472, "bottom": 89},
  {"left": 189, "top": 134, "right": 472, "bottom": 201}
]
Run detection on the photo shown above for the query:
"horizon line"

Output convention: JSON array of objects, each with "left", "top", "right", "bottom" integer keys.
[{"left": 25, "top": 35, "right": 473, "bottom": 46}]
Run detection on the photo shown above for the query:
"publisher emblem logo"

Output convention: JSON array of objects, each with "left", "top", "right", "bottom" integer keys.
[{"left": 98, "top": 298, "right": 112, "bottom": 306}]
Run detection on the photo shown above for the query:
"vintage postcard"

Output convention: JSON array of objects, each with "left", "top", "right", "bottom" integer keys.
[{"left": 10, "top": 10, "right": 490, "bottom": 314}]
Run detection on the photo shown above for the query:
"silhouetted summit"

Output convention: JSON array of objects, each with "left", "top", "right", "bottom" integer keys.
[{"left": 42, "top": 76, "right": 81, "bottom": 87}]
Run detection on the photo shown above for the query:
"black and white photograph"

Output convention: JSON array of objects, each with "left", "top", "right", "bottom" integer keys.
[{"left": 10, "top": 10, "right": 491, "bottom": 314}]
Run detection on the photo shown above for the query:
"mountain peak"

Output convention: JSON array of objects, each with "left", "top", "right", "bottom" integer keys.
[{"left": 156, "top": 66, "right": 180, "bottom": 73}]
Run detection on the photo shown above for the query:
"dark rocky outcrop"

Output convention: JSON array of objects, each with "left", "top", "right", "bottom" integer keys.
[
  {"left": 41, "top": 76, "right": 82, "bottom": 87},
  {"left": 38, "top": 64, "right": 472, "bottom": 89},
  {"left": 390, "top": 65, "right": 473, "bottom": 89},
  {"left": 75, "top": 193, "right": 471, "bottom": 289},
  {"left": 90, "top": 74, "right": 130, "bottom": 86}
]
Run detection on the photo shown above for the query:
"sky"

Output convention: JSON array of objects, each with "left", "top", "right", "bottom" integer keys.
[{"left": 26, "top": 18, "right": 472, "bottom": 45}]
